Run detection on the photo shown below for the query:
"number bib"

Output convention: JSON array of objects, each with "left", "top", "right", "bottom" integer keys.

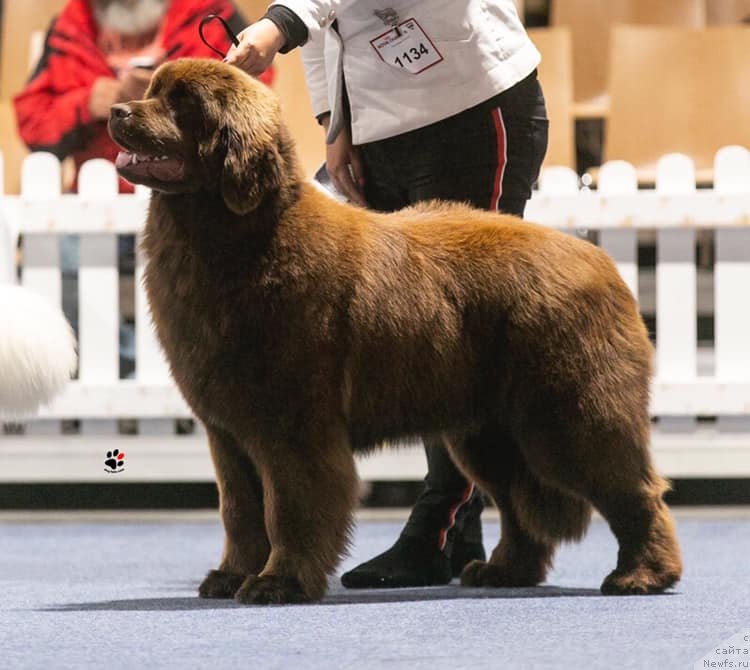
[{"left": 370, "top": 18, "right": 443, "bottom": 74}]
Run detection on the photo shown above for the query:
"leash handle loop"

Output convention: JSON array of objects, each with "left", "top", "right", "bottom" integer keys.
[{"left": 199, "top": 14, "right": 240, "bottom": 58}]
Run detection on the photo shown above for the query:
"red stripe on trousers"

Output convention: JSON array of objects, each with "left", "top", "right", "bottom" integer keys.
[
  {"left": 437, "top": 482, "right": 475, "bottom": 551},
  {"left": 490, "top": 107, "right": 508, "bottom": 211}
]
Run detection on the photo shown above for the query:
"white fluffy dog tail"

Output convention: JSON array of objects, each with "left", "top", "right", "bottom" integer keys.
[{"left": 0, "top": 284, "right": 77, "bottom": 418}]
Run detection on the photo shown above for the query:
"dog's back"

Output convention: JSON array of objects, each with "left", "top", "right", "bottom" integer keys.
[
  {"left": 143, "top": 178, "right": 649, "bottom": 451},
  {"left": 289, "top": 189, "right": 651, "bottom": 447}
]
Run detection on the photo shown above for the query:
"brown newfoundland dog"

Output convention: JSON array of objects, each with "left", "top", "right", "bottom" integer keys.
[{"left": 108, "top": 59, "right": 681, "bottom": 604}]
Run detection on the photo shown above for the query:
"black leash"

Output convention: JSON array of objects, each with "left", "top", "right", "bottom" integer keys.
[{"left": 199, "top": 14, "right": 240, "bottom": 58}]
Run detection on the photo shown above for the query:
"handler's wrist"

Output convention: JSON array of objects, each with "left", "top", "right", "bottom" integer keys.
[
  {"left": 262, "top": 6, "right": 309, "bottom": 52},
  {"left": 257, "top": 17, "right": 287, "bottom": 54}
]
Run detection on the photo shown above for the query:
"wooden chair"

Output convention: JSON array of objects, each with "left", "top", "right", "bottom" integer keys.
[
  {"left": 706, "top": 0, "right": 750, "bottom": 23},
  {"left": 0, "top": 0, "right": 67, "bottom": 193},
  {"left": 622, "top": 0, "right": 705, "bottom": 24},
  {"left": 0, "top": 102, "right": 29, "bottom": 194},
  {"left": 0, "top": 0, "right": 67, "bottom": 100},
  {"left": 528, "top": 27, "right": 575, "bottom": 168},
  {"left": 605, "top": 25, "right": 750, "bottom": 175},
  {"left": 551, "top": 0, "right": 705, "bottom": 115}
]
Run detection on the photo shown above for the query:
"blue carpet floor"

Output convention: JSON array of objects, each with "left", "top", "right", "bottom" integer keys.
[{"left": 0, "top": 512, "right": 748, "bottom": 669}]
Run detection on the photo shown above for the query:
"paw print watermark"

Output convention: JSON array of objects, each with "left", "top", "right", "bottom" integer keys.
[{"left": 104, "top": 449, "right": 125, "bottom": 474}]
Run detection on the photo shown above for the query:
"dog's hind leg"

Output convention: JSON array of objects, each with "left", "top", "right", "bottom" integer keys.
[
  {"left": 517, "top": 405, "right": 682, "bottom": 595},
  {"left": 460, "top": 494, "right": 556, "bottom": 588},
  {"left": 463, "top": 472, "right": 592, "bottom": 588},
  {"left": 595, "top": 475, "right": 682, "bottom": 595},
  {"left": 199, "top": 423, "right": 270, "bottom": 599},
  {"left": 447, "top": 425, "right": 585, "bottom": 588},
  {"left": 235, "top": 420, "right": 359, "bottom": 604}
]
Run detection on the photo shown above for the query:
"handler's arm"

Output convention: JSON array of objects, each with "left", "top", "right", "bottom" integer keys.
[
  {"left": 301, "top": 31, "right": 329, "bottom": 120},
  {"left": 225, "top": 1, "right": 351, "bottom": 74}
]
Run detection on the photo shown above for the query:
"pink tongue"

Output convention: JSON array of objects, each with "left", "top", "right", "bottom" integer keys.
[{"left": 115, "top": 151, "right": 133, "bottom": 169}]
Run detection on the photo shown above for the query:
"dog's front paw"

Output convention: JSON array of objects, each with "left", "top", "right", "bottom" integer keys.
[
  {"left": 460, "top": 559, "right": 490, "bottom": 586},
  {"left": 234, "top": 575, "right": 311, "bottom": 605},
  {"left": 460, "top": 559, "right": 543, "bottom": 588},
  {"left": 460, "top": 559, "right": 518, "bottom": 587},
  {"left": 198, "top": 569, "right": 245, "bottom": 599}
]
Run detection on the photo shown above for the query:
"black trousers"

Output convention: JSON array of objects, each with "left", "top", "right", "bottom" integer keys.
[
  {"left": 359, "top": 70, "right": 549, "bottom": 538},
  {"left": 360, "top": 69, "right": 548, "bottom": 216}
]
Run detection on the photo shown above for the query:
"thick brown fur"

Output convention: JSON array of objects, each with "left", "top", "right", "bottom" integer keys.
[{"left": 108, "top": 59, "right": 682, "bottom": 604}]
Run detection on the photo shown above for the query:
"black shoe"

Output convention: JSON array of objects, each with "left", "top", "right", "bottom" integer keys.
[
  {"left": 341, "top": 489, "right": 486, "bottom": 589},
  {"left": 341, "top": 534, "right": 453, "bottom": 588}
]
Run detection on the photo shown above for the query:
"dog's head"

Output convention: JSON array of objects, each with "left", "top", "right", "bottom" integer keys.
[{"left": 108, "top": 59, "right": 290, "bottom": 214}]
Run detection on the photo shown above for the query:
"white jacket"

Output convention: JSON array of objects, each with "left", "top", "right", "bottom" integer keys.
[{"left": 269, "top": 0, "right": 541, "bottom": 144}]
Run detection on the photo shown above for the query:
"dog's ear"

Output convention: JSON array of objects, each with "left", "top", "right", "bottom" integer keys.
[{"left": 220, "top": 122, "right": 283, "bottom": 215}]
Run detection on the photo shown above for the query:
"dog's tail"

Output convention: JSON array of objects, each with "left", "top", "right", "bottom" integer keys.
[{"left": 0, "top": 284, "right": 77, "bottom": 418}]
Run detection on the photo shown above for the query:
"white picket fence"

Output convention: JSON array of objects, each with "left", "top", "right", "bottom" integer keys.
[{"left": 1, "top": 147, "right": 750, "bottom": 483}]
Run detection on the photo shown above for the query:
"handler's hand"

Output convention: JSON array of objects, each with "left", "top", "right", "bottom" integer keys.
[
  {"left": 118, "top": 68, "right": 153, "bottom": 102},
  {"left": 225, "top": 19, "right": 285, "bottom": 75},
  {"left": 325, "top": 120, "right": 367, "bottom": 207},
  {"left": 89, "top": 68, "right": 152, "bottom": 122},
  {"left": 89, "top": 77, "right": 122, "bottom": 121}
]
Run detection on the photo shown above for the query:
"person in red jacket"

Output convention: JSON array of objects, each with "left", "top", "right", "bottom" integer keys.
[
  {"left": 14, "top": 0, "right": 274, "bottom": 379},
  {"left": 14, "top": 0, "right": 274, "bottom": 193}
]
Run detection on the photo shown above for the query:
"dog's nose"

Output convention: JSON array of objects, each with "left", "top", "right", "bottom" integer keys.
[{"left": 110, "top": 104, "right": 132, "bottom": 121}]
